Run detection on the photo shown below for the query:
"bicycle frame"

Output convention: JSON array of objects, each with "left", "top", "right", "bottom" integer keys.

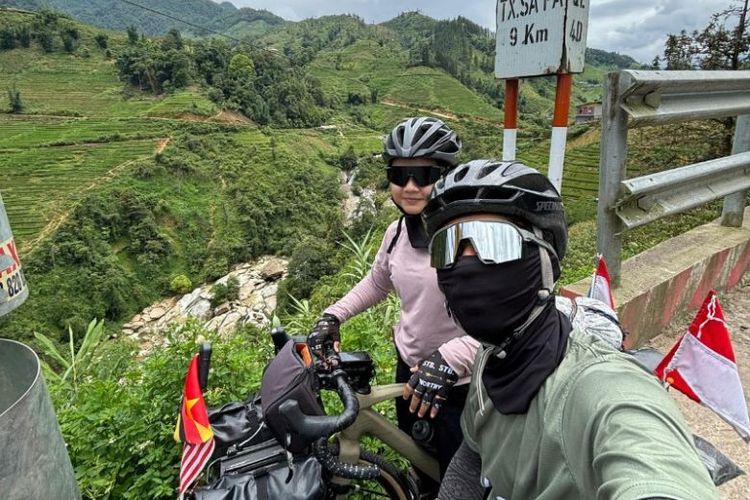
[{"left": 335, "top": 383, "right": 440, "bottom": 482}]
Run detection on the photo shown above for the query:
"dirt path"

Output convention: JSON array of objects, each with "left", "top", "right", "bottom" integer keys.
[
  {"left": 381, "top": 99, "right": 459, "bottom": 121},
  {"left": 20, "top": 148, "right": 159, "bottom": 254},
  {"left": 647, "top": 280, "right": 750, "bottom": 498},
  {"left": 155, "top": 137, "right": 171, "bottom": 154}
]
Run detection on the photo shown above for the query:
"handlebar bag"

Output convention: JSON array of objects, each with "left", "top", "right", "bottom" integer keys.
[
  {"left": 260, "top": 341, "right": 324, "bottom": 454},
  {"left": 190, "top": 439, "right": 326, "bottom": 500}
]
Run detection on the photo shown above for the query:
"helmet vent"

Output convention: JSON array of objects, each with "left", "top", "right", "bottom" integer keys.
[
  {"left": 454, "top": 166, "right": 469, "bottom": 182},
  {"left": 478, "top": 162, "right": 500, "bottom": 178}
]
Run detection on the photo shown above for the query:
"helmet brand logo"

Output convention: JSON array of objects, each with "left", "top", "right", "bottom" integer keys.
[{"left": 536, "top": 201, "right": 563, "bottom": 211}]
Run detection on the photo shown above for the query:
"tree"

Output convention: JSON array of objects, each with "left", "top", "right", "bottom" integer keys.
[
  {"left": 126, "top": 25, "right": 139, "bottom": 45},
  {"left": 18, "top": 27, "right": 31, "bottom": 48},
  {"left": 61, "top": 31, "right": 76, "bottom": 53},
  {"left": 1, "top": 28, "right": 15, "bottom": 50},
  {"left": 228, "top": 53, "right": 255, "bottom": 83},
  {"left": 95, "top": 34, "right": 108, "bottom": 50},
  {"left": 161, "top": 29, "right": 183, "bottom": 51},
  {"left": 36, "top": 30, "right": 54, "bottom": 53},
  {"left": 7, "top": 85, "right": 23, "bottom": 113},
  {"left": 662, "top": 0, "right": 749, "bottom": 70}
]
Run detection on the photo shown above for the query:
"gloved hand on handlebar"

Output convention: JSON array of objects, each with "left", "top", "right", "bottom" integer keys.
[
  {"left": 307, "top": 313, "right": 341, "bottom": 369},
  {"left": 403, "top": 350, "right": 458, "bottom": 419}
]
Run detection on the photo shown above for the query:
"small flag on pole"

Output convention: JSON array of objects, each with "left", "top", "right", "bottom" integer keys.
[
  {"left": 175, "top": 355, "right": 215, "bottom": 496},
  {"left": 587, "top": 255, "right": 615, "bottom": 309},
  {"left": 655, "top": 290, "right": 750, "bottom": 442}
]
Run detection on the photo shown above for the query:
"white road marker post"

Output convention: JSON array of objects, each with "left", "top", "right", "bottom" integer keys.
[{"left": 548, "top": 73, "right": 572, "bottom": 193}]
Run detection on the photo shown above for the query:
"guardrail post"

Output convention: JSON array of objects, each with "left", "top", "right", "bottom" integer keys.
[
  {"left": 597, "top": 72, "right": 629, "bottom": 286},
  {"left": 721, "top": 114, "right": 750, "bottom": 227}
]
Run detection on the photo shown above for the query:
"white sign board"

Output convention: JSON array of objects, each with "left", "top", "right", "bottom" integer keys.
[{"left": 495, "top": 0, "right": 590, "bottom": 79}]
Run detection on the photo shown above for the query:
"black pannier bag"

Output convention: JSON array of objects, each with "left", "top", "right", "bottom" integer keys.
[
  {"left": 260, "top": 340, "right": 325, "bottom": 454},
  {"left": 208, "top": 395, "right": 274, "bottom": 459},
  {"left": 190, "top": 438, "right": 326, "bottom": 500}
]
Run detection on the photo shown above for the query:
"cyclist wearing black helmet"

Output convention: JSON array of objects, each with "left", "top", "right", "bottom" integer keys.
[
  {"left": 425, "top": 160, "right": 717, "bottom": 500},
  {"left": 308, "top": 117, "right": 475, "bottom": 487}
]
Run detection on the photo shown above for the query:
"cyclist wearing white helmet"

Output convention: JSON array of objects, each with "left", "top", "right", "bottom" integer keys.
[
  {"left": 424, "top": 160, "right": 717, "bottom": 500},
  {"left": 308, "top": 117, "right": 474, "bottom": 490}
]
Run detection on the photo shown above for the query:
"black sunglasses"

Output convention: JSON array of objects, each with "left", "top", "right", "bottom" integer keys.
[{"left": 386, "top": 165, "right": 443, "bottom": 187}]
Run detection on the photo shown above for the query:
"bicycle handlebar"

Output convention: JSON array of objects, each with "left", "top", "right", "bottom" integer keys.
[
  {"left": 269, "top": 326, "right": 381, "bottom": 479},
  {"left": 279, "top": 371, "right": 359, "bottom": 442}
]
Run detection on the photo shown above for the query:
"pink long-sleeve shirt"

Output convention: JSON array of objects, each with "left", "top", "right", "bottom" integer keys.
[{"left": 325, "top": 219, "right": 480, "bottom": 380}]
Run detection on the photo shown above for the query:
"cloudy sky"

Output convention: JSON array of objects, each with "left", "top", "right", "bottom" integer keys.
[{"left": 228, "top": 0, "right": 733, "bottom": 63}]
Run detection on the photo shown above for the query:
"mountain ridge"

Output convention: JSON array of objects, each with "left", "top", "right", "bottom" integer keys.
[{"left": 0, "top": 0, "right": 639, "bottom": 67}]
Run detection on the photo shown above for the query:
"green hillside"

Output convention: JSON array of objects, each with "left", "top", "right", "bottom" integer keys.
[
  {"left": 0, "top": 10, "right": 735, "bottom": 499},
  {"left": 0, "top": 8, "right": 722, "bottom": 339}
]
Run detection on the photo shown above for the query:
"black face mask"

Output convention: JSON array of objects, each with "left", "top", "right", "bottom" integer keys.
[
  {"left": 436, "top": 253, "right": 542, "bottom": 345},
  {"left": 437, "top": 252, "right": 572, "bottom": 414}
]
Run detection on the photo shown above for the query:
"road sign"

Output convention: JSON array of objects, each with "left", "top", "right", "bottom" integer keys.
[
  {"left": 495, "top": 0, "right": 590, "bottom": 79},
  {"left": 0, "top": 193, "right": 27, "bottom": 317}
]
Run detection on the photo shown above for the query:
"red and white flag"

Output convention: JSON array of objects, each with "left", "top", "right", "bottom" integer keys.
[
  {"left": 175, "top": 355, "right": 215, "bottom": 496},
  {"left": 655, "top": 290, "right": 750, "bottom": 442},
  {"left": 587, "top": 255, "right": 615, "bottom": 309}
]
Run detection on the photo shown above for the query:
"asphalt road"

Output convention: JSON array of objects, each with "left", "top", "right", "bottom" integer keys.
[{"left": 648, "top": 279, "right": 750, "bottom": 499}]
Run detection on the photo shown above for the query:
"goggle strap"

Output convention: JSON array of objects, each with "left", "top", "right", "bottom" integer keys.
[
  {"left": 487, "top": 229, "right": 556, "bottom": 364},
  {"left": 533, "top": 226, "right": 556, "bottom": 293}
]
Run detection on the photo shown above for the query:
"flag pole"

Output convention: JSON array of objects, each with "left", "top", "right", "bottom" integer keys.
[
  {"left": 503, "top": 79, "right": 519, "bottom": 161},
  {"left": 548, "top": 73, "right": 572, "bottom": 193}
]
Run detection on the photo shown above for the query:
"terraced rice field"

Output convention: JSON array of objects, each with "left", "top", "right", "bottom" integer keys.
[
  {"left": 0, "top": 139, "right": 158, "bottom": 246},
  {"left": 377, "top": 67, "right": 503, "bottom": 121},
  {"left": 0, "top": 115, "right": 173, "bottom": 148},
  {"left": 0, "top": 50, "right": 216, "bottom": 118},
  {"left": 144, "top": 90, "right": 218, "bottom": 118},
  {"left": 310, "top": 40, "right": 502, "bottom": 121},
  {"left": 517, "top": 141, "right": 602, "bottom": 203}
]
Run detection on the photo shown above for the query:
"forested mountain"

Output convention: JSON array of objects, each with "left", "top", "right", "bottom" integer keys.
[{"left": 0, "top": 0, "right": 284, "bottom": 35}]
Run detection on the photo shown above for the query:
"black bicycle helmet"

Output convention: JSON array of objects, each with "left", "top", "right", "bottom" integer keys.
[
  {"left": 423, "top": 159, "right": 567, "bottom": 261},
  {"left": 383, "top": 117, "right": 461, "bottom": 167}
]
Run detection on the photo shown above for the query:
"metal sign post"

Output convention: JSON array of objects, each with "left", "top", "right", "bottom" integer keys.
[{"left": 495, "top": 0, "right": 590, "bottom": 191}]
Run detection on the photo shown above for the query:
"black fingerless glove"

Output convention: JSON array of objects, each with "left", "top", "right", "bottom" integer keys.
[
  {"left": 307, "top": 313, "right": 340, "bottom": 360},
  {"left": 408, "top": 350, "right": 458, "bottom": 413}
]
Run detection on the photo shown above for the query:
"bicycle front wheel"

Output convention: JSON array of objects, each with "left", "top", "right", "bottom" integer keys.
[{"left": 329, "top": 445, "right": 419, "bottom": 500}]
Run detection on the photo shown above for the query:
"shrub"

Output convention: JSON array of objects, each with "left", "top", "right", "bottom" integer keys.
[
  {"left": 0, "top": 28, "right": 15, "bottom": 50},
  {"left": 18, "top": 27, "right": 31, "bottom": 48},
  {"left": 277, "top": 236, "right": 338, "bottom": 312},
  {"left": 49, "top": 322, "right": 273, "bottom": 499},
  {"left": 126, "top": 25, "right": 138, "bottom": 44},
  {"left": 210, "top": 276, "right": 239, "bottom": 307},
  {"left": 36, "top": 30, "right": 54, "bottom": 52},
  {"left": 169, "top": 274, "right": 193, "bottom": 295},
  {"left": 7, "top": 85, "right": 23, "bottom": 113},
  {"left": 339, "top": 145, "right": 358, "bottom": 170},
  {"left": 95, "top": 33, "right": 108, "bottom": 49}
]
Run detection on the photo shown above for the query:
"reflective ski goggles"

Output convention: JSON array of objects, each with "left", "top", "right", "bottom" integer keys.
[
  {"left": 386, "top": 165, "right": 443, "bottom": 187},
  {"left": 429, "top": 220, "right": 555, "bottom": 270}
]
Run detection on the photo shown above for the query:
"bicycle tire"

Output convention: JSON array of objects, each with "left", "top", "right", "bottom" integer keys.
[{"left": 328, "top": 444, "right": 419, "bottom": 500}]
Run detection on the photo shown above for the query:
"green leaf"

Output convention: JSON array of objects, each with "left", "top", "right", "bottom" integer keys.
[{"left": 33, "top": 331, "right": 70, "bottom": 370}]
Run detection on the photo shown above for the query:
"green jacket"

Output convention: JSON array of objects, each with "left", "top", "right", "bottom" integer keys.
[{"left": 462, "top": 330, "right": 718, "bottom": 500}]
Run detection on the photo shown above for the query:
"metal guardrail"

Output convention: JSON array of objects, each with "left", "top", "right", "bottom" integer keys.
[
  {"left": 619, "top": 70, "right": 750, "bottom": 125},
  {"left": 597, "top": 70, "right": 750, "bottom": 285}
]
